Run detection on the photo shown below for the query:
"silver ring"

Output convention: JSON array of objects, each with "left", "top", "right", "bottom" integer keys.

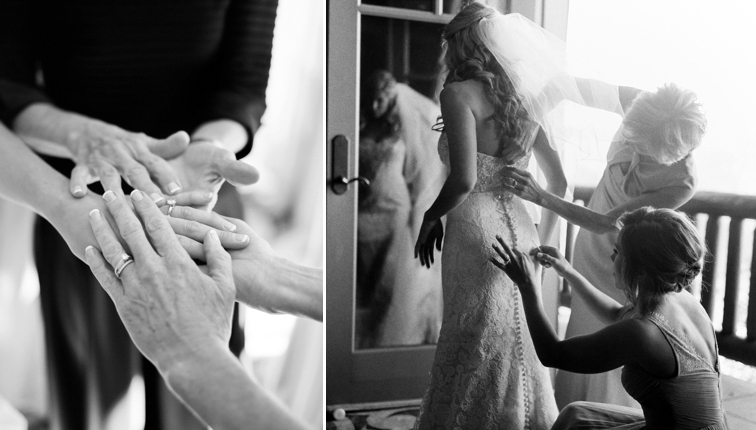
[
  {"left": 114, "top": 253, "right": 135, "bottom": 279},
  {"left": 166, "top": 199, "right": 177, "bottom": 217}
]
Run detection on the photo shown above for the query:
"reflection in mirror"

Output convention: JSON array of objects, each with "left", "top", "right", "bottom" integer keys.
[{"left": 355, "top": 16, "right": 447, "bottom": 349}]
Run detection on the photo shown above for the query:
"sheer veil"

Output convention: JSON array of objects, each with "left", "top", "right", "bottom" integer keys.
[{"left": 477, "top": 12, "right": 626, "bottom": 160}]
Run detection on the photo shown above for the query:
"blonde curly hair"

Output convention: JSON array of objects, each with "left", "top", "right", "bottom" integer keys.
[{"left": 440, "top": 2, "right": 529, "bottom": 142}]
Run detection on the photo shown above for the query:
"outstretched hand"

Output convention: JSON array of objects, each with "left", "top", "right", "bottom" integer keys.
[
  {"left": 490, "top": 235, "right": 540, "bottom": 297},
  {"left": 415, "top": 217, "right": 444, "bottom": 268},
  {"left": 84, "top": 189, "right": 236, "bottom": 374},
  {"left": 502, "top": 166, "right": 546, "bottom": 205},
  {"left": 532, "top": 245, "right": 573, "bottom": 277},
  {"left": 167, "top": 141, "right": 260, "bottom": 211}
]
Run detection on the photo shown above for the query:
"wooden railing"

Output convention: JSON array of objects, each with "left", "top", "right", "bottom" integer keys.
[{"left": 567, "top": 187, "right": 756, "bottom": 367}]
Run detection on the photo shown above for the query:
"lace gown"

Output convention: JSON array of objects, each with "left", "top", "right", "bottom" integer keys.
[{"left": 415, "top": 130, "right": 558, "bottom": 430}]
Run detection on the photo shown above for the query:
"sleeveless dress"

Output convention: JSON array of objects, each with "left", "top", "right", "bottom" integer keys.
[
  {"left": 414, "top": 127, "right": 558, "bottom": 430},
  {"left": 552, "top": 312, "right": 728, "bottom": 430},
  {"left": 555, "top": 127, "right": 697, "bottom": 409}
]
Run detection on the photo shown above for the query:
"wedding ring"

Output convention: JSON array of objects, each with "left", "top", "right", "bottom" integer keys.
[
  {"left": 114, "top": 253, "right": 135, "bottom": 279},
  {"left": 166, "top": 199, "right": 177, "bottom": 217}
]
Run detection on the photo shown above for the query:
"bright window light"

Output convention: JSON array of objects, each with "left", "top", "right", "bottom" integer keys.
[{"left": 567, "top": 0, "right": 756, "bottom": 195}]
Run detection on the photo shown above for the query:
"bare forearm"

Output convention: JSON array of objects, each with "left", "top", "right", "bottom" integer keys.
[
  {"left": 192, "top": 120, "right": 248, "bottom": 154},
  {"left": 540, "top": 192, "right": 618, "bottom": 234},
  {"left": 13, "top": 103, "right": 102, "bottom": 158},
  {"left": 423, "top": 179, "right": 471, "bottom": 222},
  {"left": 0, "top": 123, "right": 70, "bottom": 217},
  {"left": 562, "top": 268, "right": 625, "bottom": 324},
  {"left": 236, "top": 256, "right": 323, "bottom": 321},
  {"left": 164, "top": 347, "right": 312, "bottom": 430}
]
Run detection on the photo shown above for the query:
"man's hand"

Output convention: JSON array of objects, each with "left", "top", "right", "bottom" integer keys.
[{"left": 167, "top": 141, "right": 259, "bottom": 211}]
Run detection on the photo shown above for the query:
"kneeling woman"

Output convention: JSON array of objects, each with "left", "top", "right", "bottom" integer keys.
[{"left": 491, "top": 207, "right": 727, "bottom": 429}]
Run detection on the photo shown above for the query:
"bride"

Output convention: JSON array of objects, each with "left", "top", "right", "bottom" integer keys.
[{"left": 412, "top": 3, "right": 569, "bottom": 429}]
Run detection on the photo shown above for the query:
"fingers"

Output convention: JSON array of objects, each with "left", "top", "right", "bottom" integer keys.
[
  {"left": 489, "top": 257, "right": 508, "bottom": 271},
  {"left": 495, "top": 235, "right": 517, "bottom": 262},
  {"left": 535, "top": 252, "right": 555, "bottom": 268},
  {"left": 96, "top": 160, "right": 124, "bottom": 196},
  {"left": 177, "top": 235, "right": 206, "bottom": 261},
  {"left": 134, "top": 150, "right": 183, "bottom": 196},
  {"left": 217, "top": 157, "right": 260, "bottom": 186},
  {"left": 85, "top": 245, "right": 124, "bottom": 302},
  {"left": 88, "top": 207, "right": 137, "bottom": 279},
  {"left": 120, "top": 160, "right": 164, "bottom": 198},
  {"left": 128, "top": 190, "right": 182, "bottom": 256},
  {"left": 148, "top": 131, "right": 191, "bottom": 159},
  {"left": 166, "top": 216, "right": 249, "bottom": 249},
  {"left": 70, "top": 164, "right": 92, "bottom": 197},
  {"left": 101, "top": 190, "right": 154, "bottom": 260},
  {"left": 165, "top": 205, "right": 238, "bottom": 232},
  {"left": 167, "top": 190, "right": 215, "bottom": 208},
  {"left": 204, "top": 230, "right": 234, "bottom": 290}
]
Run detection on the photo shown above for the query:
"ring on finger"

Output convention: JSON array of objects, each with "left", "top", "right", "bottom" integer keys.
[
  {"left": 166, "top": 199, "right": 177, "bottom": 217},
  {"left": 114, "top": 253, "right": 135, "bottom": 279}
]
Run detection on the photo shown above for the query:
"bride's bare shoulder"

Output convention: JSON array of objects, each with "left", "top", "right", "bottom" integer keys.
[{"left": 441, "top": 80, "right": 488, "bottom": 107}]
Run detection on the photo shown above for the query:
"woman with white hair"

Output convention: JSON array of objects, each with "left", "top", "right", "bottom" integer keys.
[{"left": 502, "top": 82, "right": 706, "bottom": 408}]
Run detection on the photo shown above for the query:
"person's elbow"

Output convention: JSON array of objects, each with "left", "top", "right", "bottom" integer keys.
[
  {"left": 549, "top": 177, "right": 568, "bottom": 198},
  {"left": 448, "top": 174, "right": 476, "bottom": 196}
]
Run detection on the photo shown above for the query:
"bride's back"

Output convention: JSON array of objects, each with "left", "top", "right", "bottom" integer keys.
[{"left": 445, "top": 79, "right": 515, "bottom": 158}]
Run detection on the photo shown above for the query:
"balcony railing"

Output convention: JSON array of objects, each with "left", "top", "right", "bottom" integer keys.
[{"left": 567, "top": 187, "right": 756, "bottom": 368}]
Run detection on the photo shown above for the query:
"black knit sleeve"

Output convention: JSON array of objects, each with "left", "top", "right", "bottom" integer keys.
[
  {"left": 0, "top": 0, "right": 51, "bottom": 127},
  {"left": 200, "top": 0, "right": 278, "bottom": 159}
]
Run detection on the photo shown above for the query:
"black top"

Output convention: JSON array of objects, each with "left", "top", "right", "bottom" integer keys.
[{"left": 0, "top": 0, "right": 277, "bottom": 176}]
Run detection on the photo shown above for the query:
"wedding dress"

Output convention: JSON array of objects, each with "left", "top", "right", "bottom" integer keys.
[{"left": 414, "top": 127, "right": 558, "bottom": 430}]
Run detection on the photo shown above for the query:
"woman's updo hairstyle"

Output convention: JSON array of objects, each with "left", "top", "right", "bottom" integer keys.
[
  {"left": 441, "top": 2, "right": 528, "bottom": 141},
  {"left": 622, "top": 83, "right": 707, "bottom": 165},
  {"left": 617, "top": 207, "right": 706, "bottom": 315}
]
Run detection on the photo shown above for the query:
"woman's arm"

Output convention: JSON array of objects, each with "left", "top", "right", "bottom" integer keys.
[
  {"left": 422, "top": 85, "right": 478, "bottom": 222},
  {"left": 530, "top": 127, "right": 567, "bottom": 245},
  {"left": 490, "top": 238, "right": 667, "bottom": 375},
  {"left": 414, "top": 84, "right": 478, "bottom": 266},
  {"left": 535, "top": 246, "right": 627, "bottom": 324},
  {"left": 503, "top": 166, "right": 695, "bottom": 234}
]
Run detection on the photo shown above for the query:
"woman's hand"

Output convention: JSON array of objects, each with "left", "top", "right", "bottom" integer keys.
[
  {"left": 502, "top": 166, "right": 547, "bottom": 205},
  {"left": 532, "top": 245, "right": 573, "bottom": 278},
  {"left": 490, "top": 235, "right": 540, "bottom": 298},
  {"left": 415, "top": 216, "right": 444, "bottom": 268},
  {"left": 15, "top": 103, "right": 191, "bottom": 198},
  {"left": 84, "top": 189, "right": 236, "bottom": 375},
  {"left": 167, "top": 141, "right": 260, "bottom": 211},
  {"left": 166, "top": 206, "right": 323, "bottom": 321}
]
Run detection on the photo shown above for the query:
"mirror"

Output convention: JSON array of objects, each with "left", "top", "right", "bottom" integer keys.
[{"left": 354, "top": 15, "right": 448, "bottom": 349}]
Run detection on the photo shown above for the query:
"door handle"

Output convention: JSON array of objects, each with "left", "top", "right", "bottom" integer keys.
[{"left": 331, "top": 134, "right": 369, "bottom": 195}]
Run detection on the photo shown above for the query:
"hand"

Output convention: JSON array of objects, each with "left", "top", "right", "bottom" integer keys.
[
  {"left": 532, "top": 245, "right": 573, "bottom": 277},
  {"left": 66, "top": 122, "right": 190, "bottom": 198},
  {"left": 84, "top": 189, "right": 236, "bottom": 374},
  {"left": 415, "top": 216, "right": 444, "bottom": 268},
  {"left": 166, "top": 206, "right": 323, "bottom": 320},
  {"left": 502, "top": 166, "right": 546, "bottom": 204},
  {"left": 490, "top": 235, "right": 540, "bottom": 297},
  {"left": 167, "top": 141, "right": 259, "bottom": 211},
  {"left": 161, "top": 204, "right": 252, "bottom": 251}
]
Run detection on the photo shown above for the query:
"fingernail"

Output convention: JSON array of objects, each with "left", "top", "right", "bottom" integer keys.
[
  {"left": 103, "top": 190, "right": 116, "bottom": 203},
  {"left": 206, "top": 192, "right": 214, "bottom": 199},
  {"left": 89, "top": 209, "right": 101, "bottom": 221},
  {"left": 73, "top": 186, "right": 83, "bottom": 196},
  {"left": 222, "top": 221, "right": 237, "bottom": 232},
  {"left": 85, "top": 246, "right": 95, "bottom": 259},
  {"left": 131, "top": 190, "right": 144, "bottom": 202},
  {"left": 208, "top": 230, "right": 219, "bottom": 243},
  {"left": 235, "top": 234, "right": 249, "bottom": 243},
  {"left": 168, "top": 182, "right": 181, "bottom": 195},
  {"left": 150, "top": 193, "right": 165, "bottom": 204}
]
